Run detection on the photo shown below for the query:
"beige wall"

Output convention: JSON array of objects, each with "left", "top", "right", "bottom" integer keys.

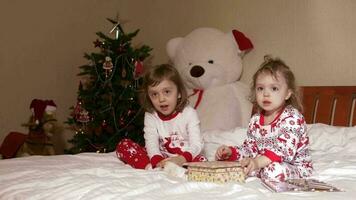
[{"left": 1, "top": 0, "right": 355, "bottom": 153}]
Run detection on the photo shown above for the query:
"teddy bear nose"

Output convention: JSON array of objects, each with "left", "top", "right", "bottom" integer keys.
[{"left": 190, "top": 65, "right": 205, "bottom": 78}]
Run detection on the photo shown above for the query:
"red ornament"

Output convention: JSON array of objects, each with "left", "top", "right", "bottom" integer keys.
[
  {"left": 134, "top": 60, "right": 144, "bottom": 78},
  {"left": 77, "top": 109, "right": 90, "bottom": 123},
  {"left": 103, "top": 57, "right": 114, "bottom": 78},
  {"left": 101, "top": 120, "right": 108, "bottom": 128},
  {"left": 72, "top": 100, "right": 82, "bottom": 117},
  {"left": 93, "top": 39, "right": 103, "bottom": 48}
]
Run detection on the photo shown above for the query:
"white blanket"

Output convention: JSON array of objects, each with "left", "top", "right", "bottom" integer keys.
[{"left": 0, "top": 123, "right": 356, "bottom": 200}]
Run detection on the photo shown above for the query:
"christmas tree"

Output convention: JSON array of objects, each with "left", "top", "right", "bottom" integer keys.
[{"left": 65, "top": 18, "right": 152, "bottom": 154}]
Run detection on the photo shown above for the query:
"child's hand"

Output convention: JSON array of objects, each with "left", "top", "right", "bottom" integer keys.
[
  {"left": 241, "top": 156, "right": 271, "bottom": 175},
  {"left": 156, "top": 160, "right": 166, "bottom": 168},
  {"left": 240, "top": 157, "right": 258, "bottom": 175},
  {"left": 165, "top": 155, "right": 187, "bottom": 167},
  {"left": 156, "top": 156, "right": 186, "bottom": 168},
  {"left": 215, "top": 145, "right": 232, "bottom": 160}
]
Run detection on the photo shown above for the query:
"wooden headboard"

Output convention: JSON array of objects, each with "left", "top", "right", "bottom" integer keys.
[{"left": 301, "top": 86, "right": 356, "bottom": 127}]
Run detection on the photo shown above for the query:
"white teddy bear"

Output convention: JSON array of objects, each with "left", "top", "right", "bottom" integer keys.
[{"left": 166, "top": 27, "right": 254, "bottom": 135}]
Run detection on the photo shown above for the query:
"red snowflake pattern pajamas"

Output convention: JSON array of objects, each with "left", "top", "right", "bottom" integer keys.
[{"left": 228, "top": 105, "right": 313, "bottom": 181}]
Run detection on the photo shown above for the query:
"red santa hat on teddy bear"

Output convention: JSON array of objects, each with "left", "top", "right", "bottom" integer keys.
[{"left": 30, "top": 99, "right": 57, "bottom": 125}]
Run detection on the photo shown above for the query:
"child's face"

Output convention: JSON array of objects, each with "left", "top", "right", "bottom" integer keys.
[
  {"left": 148, "top": 79, "right": 180, "bottom": 116},
  {"left": 255, "top": 72, "right": 292, "bottom": 116}
]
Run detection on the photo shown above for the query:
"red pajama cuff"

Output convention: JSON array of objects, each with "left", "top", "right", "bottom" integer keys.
[
  {"left": 263, "top": 149, "right": 282, "bottom": 162},
  {"left": 228, "top": 146, "right": 239, "bottom": 161},
  {"left": 181, "top": 151, "right": 193, "bottom": 162},
  {"left": 150, "top": 155, "right": 165, "bottom": 168}
]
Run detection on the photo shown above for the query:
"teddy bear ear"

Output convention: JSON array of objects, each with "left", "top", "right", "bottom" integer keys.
[
  {"left": 232, "top": 30, "right": 254, "bottom": 56},
  {"left": 166, "top": 37, "right": 184, "bottom": 60}
]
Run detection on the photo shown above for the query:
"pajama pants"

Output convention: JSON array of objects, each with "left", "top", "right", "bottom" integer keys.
[
  {"left": 258, "top": 161, "right": 312, "bottom": 182},
  {"left": 116, "top": 138, "right": 207, "bottom": 169}
]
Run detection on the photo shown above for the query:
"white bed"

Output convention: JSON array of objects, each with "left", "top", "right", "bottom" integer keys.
[{"left": 1, "top": 86, "right": 356, "bottom": 200}]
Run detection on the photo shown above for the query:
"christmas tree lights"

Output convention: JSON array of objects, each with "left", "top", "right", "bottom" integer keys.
[{"left": 65, "top": 18, "right": 152, "bottom": 154}]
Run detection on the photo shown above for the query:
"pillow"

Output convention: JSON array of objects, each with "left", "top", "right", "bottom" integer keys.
[
  {"left": 202, "top": 123, "right": 356, "bottom": 160},
  {"left": 307, "top": 123, "right": 356, "bottom": 153},
  {"left": 202, "top": 127, "right": 247, "bottom": 161}
]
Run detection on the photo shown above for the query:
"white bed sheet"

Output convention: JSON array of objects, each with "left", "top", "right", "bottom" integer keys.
[{"left": 1, "top": 124, "right": 356, "bottom": 200}]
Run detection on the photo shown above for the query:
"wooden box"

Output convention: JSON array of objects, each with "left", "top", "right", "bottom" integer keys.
[{"left": 184, "top": 161, "right": 245, "bottom": 184}]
